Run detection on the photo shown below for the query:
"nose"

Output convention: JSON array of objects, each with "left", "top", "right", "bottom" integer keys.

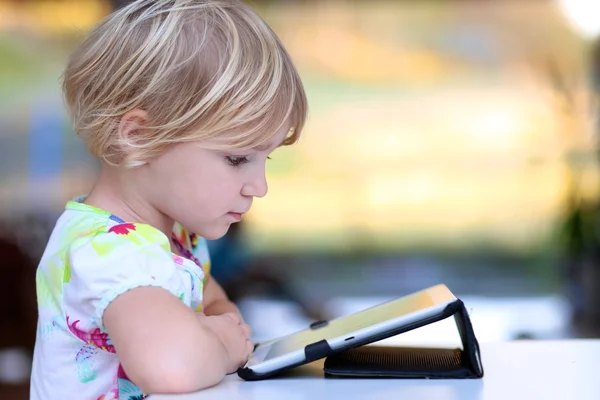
[{"left": 241, "top": 171, "right": 268, "bottom": 198}]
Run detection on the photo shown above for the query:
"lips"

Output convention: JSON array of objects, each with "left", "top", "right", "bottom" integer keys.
[
  {"left": 231, "top": 207, "right": 250, "bottom": 215},
  {"left": 227, "top": 212, "right": 243, "bottom": 221}
]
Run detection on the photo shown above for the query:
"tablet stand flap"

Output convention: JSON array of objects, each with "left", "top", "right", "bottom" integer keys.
[{"left": 323, "top": 299, "right": 484, "bottom": 379}]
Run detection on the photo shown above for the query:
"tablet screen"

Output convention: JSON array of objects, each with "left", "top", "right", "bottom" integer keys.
[{"left": 260, "top": 284, "right": 455, "bottom": 361}]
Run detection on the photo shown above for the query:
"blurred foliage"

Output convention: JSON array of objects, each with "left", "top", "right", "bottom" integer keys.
[{"left": 0, "top": 1, "right": 597, "bottom": 285}]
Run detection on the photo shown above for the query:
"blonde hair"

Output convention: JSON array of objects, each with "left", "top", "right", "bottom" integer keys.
[{"left": 63, "top": 0, "right": 307, "bottom": 167}]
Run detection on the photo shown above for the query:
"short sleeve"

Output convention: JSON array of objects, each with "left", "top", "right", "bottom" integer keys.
[{"left": 63, "top": 223, "right": 186, "bottom": 332}]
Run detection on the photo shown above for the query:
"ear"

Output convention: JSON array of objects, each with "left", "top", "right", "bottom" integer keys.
[
  {"left": 117, "top": 109, "right": 149, "bottom": 165},
  {"left": 118, "top": 109, "right": 148, "bottom": 145}
]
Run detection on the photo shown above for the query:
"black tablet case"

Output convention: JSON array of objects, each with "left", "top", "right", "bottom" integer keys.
[{"left": 238, "top": 299, "right": 483, "bottom": 381}]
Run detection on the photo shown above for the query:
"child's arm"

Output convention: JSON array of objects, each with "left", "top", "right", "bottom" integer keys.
[
  {"left": 202, "top": 275, "right": 241, "bottom": 317},
  {"left": 103, "top": 286, "right": 250, "bottom": 394}
]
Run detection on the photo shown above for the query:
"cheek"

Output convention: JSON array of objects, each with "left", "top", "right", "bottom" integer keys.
[
  {"left": 210, "top": 177, "right": 241, "bottom": 201},
  {"left": 185, "top": 170, "right": 240, "bottom": 207}
]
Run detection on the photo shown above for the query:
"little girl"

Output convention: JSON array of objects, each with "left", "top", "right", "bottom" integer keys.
[{"left": 30, "top": 0, "right": 307, "bottom": 398}]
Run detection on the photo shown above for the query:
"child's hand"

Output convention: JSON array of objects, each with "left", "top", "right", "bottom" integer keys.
[
  {"left": 219, "top": 312, "right": 252, "bottom": 335},
  {"left": 199, "top": 312, "right": 253, "bottom": 373}
]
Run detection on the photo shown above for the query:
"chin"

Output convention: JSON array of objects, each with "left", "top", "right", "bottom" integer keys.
[{"left": 199, "top": 224, "right": 231, "bottom": 241}]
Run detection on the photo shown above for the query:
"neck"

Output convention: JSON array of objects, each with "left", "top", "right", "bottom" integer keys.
[{"left": 85, "top": 164, "right": 175, "bottom": 238}]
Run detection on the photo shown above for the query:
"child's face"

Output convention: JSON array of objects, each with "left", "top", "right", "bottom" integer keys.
[{"left": 138, "top": 125, "right": 289, "bottom": 240}]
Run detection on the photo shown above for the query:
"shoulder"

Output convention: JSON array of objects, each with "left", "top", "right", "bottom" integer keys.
[{"left": 70, "top": 222, "right": 171, "bottom": 262}]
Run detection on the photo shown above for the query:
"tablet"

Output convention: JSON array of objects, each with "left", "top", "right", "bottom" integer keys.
[{"left": 239, "top": 284, "right": 458, "bottom": 378}]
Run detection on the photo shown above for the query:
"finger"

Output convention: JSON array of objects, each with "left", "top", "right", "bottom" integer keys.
[
  {"left": 237, "top": 341, "right": 254, "bottom": 368},
  {"left": 222, "top": 312, "right": 242, "bottom": 324},
  {"left": 240, "top": 323, "right": 252, "bottom": 339},
  {"left": 246, "top": 339, "right": 255, "bottom": 357}
]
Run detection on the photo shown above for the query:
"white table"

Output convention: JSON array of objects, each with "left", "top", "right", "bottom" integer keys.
[{"left": 151, "top": 340, "right": 600, "bottom": 400}]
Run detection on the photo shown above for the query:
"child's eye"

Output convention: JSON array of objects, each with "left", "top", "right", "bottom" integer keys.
[{"left": 225, "top": 155, "right": 250, "bottom": 166}]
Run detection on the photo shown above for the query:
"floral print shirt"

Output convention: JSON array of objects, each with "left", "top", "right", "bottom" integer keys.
[{"left": 30, "top": 199, "right": 210, "bottom": 400}]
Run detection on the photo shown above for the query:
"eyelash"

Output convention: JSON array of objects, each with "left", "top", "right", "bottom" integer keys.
[
  {"left": 226, "top": 156, "right": 250, "bottom": 166},
  {"left": 225, "top": 156, "right": 272, "bottom": 166}
]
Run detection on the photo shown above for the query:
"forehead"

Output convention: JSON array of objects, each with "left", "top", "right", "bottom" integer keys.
[{"left": 251, "top": 125, "right": 294, "bottom": 151}]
